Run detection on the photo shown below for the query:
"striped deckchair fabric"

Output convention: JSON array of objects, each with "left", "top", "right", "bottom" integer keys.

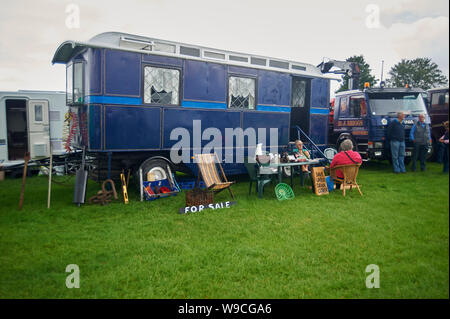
[{"left": 194, "top": 153, "right": 235, "bottom": 199}]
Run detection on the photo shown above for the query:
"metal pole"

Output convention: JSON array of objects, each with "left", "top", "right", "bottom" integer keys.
[
  {"left": 47, "top": 144, "right": 53, "bottom": 209},
  {"left": 107, "top": 152, "right": 112, "bottom": 180},
  {"left": 139, "top": 168, "right": 143, "bottom": 202},
  {"left": 380, "top": 60, "right": 384, "bottom": 83}
]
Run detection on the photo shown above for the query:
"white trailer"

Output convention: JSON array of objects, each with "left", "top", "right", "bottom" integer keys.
[{"left": 0, "top": 90, "right": 68, "bottom": 170}]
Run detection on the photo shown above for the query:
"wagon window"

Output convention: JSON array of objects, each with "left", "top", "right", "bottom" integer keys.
[
  {"left": 73, "top": 62, "right": 84, "bottom": 104},
  {"left": 228, "top": 76, "right": 255, "bottom": 109},
  {"left": 144, "top": 66, "right": 180, "bottom": 105},
  {"left": 292, "top": 78, "right": 307, "bottom": 107},
  {"left": 66, "top": 64, "right": 73, "bottom": 104}
]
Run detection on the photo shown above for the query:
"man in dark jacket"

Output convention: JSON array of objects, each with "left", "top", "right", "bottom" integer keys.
[
  {"left": 387, "top": 112, "right": 406, "bottom": 173},
  {"left": 409, "top": 113, "right": 432, "bottom": 171}
]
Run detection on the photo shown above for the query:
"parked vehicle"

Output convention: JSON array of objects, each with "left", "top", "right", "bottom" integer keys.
[
  {"left": 52, "top": 32, "right": 332, "bottom": 181},
  {"left": 0, "top": 90, "right": 68, "bottom": 173},
  {"left": 329, "top": 86, "right": 430, "bottom": 164},
  {"left": 426, "top": 87, "right": 449, "bottom": 161}
]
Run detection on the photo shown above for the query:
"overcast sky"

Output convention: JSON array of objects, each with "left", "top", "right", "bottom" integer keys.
[{"left": 0, "top": 0, "right": 448, "bottom": 97}]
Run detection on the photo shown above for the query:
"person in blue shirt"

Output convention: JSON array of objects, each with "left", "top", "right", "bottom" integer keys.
[
  {"left": 409, "top": 113, "right": 432, "bottom": 172},
  {"left": 387, "top": 112, "right": 406, "bottom": 173}
]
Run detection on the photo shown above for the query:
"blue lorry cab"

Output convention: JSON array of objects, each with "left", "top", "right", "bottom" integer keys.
[{"left": 330, "top": 87, "right": 430, "bottom": 162}]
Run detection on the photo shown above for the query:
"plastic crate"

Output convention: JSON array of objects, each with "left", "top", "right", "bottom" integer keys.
[{"left": 143, "top": 179, "right": 180, "bottom": 201}]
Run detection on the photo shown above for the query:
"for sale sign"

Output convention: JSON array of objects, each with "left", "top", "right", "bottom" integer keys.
[{"left": 179, "top": 201, "right": 236, "bottom": 214}]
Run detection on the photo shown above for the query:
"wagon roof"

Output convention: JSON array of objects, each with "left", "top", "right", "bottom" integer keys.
[{"left": 52, "top": 32, "right": 333, "bottom": 79}]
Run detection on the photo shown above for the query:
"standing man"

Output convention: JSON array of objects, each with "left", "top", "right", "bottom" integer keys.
[
  {"left": 439, "top": 121, "right": 449, "bottom": 173},
  {"left": 387, "top": 112, "right": 406, "bottom": 173},
  {"left": 410, "top": 114, "right": 432, "bottom": 172}
]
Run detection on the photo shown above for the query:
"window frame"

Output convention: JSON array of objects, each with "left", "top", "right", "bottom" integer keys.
[
  {"left": 66, "top": 63, "right": 73, "bottom": 105},
  {"left": 227, "top": 74, "right": 257, "bottom": 110},
  {"left": 431, "top": 91, "right": 449, "bottom": 108},
  {"left": 142, "top": 63, "right": 182, "bottom": 107},
  {"left": 349, "top": 95, "right": 367, "bottom": 118},
  {"left": 73, "top": 61, "right": 85, "bottom": 105},
  {"left": 34, "top": 104, "right": 43, "bottom": 122},
  {"left": 338, "top": 95, "right": 349, "bottom": 117},
  {"left": 291, "top": 77, "right": 309, "bottom": 108},
  {"left": 66, "top": 60, "right": 85, "bottom": 106}
]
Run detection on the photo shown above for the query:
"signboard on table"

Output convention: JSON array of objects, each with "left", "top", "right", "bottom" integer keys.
[{"left": 311, "top": 167, "right": 329, "bottom": 196}]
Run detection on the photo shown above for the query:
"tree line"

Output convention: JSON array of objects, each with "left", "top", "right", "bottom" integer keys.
[{"left": 336, "top": 55, "right": 448, "bottom": 92}]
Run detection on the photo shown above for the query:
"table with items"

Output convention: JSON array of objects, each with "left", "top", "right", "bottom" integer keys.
[{"left": 265, "top": 159, "right": 323, "bottom": 186}]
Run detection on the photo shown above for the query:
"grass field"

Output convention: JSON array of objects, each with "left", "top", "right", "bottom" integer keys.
[{"left": 0, "top": 161, "right": 448, "bottom": 299}]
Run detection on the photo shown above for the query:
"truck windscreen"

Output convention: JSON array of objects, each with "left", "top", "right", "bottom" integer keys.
[{"left": 368, "top": 92, "right": 427, "bottom": 116}]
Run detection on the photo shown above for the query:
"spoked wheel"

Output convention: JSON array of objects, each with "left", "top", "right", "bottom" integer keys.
[{"left": 135, "top": 158, "right": 170, "bottom": 188}]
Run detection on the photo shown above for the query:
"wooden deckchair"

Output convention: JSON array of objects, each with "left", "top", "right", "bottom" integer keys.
[
  {"left": 330, "top": 163, "right": 362, "bottom": 196},
  {"left": 194, "top": 153, "right": 235, "bottom": 199}
]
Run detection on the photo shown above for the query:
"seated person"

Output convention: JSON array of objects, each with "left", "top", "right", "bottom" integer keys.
[
  {"left": 329, "top": 139, "right": 362, "bottom": 179},
  {"left": 293, "top": 139, "right": 310, "bottom": 172}
]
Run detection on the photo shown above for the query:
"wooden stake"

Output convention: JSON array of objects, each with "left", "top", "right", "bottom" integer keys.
[{"left": 18, "top": 152, "right": 30, "bottom": 210}]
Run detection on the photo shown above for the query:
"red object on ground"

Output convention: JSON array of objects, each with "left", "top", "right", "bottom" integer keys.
[
  {"left": 144, "top": 185, "right": 154, "bottom": 195},
  {"left": 330, "top": 150, "right": 362, "bottom": 178},
  {"left": 159, "top": 186, "right": 171, "bottom": 193}
]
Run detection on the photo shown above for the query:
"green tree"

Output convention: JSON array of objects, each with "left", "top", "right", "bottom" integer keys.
[
  {"left": 387, "top": 58, "right": 448, "bottom": 90},
  {"left": 336, "top": 55, "right": 377, "bottom": 92}
]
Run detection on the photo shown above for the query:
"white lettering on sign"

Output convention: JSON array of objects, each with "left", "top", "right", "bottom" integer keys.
[{"left": 180, "top": 201, "right": 236, "bottom": 214}]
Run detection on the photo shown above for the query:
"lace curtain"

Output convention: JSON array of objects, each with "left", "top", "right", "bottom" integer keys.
[
  {"left": 229, "top": 76, "right": 255, "bottom": 109},
  {"left": 144, "top": 66, "right": 179, "bottom": 104}
]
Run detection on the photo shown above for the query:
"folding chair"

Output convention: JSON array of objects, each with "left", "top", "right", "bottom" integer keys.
[
  {"left": 194, "top": 153, "right": 235, "bottom": 199},
  {"left": 330, "top": 163, "right": 363, "bottom": 196}
]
